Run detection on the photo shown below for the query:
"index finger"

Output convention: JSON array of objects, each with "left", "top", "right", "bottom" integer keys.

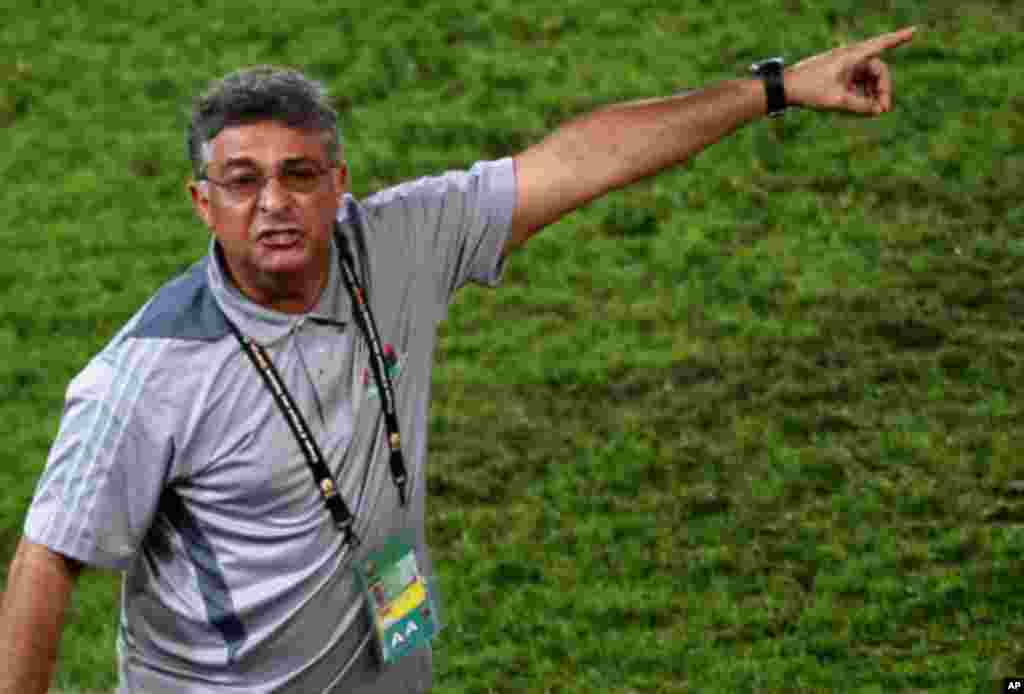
[{"left": 851, "top": 26, "right": 918, "bottom": 58}]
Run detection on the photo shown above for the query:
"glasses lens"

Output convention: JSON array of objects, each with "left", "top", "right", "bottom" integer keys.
[
  {"left": 281, "top": 168, "right": 323, "bottom": 193},
  {"left": 225, "top": 174, "right": 262, "bottom": 199}
]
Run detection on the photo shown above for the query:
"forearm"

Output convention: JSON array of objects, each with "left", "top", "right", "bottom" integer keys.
[
  {"left": 509, "top": 77, "right": 767, "bottom": 246},
  {"left": 0, "top": 539, "right": 81, "bottom": 694},
  {"left": 549, "top": 78, "right": 764, "bottom": 192}
]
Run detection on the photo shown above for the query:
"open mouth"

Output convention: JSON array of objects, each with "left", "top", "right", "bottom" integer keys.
[{"left": 258, "top": 229, "right": 303, "bottom": 248}]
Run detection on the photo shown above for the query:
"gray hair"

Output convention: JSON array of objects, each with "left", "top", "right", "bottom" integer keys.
[{"left": 187, "top": 65, "right": 343, "bottom": 179}]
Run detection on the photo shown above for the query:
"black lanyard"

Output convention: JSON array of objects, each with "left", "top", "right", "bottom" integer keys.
[{"left": 225, "top": 223, "right": 408, "bottom": 548}]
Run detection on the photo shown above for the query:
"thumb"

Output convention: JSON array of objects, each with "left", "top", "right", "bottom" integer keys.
[{"left": 841, "top": 87, "right": 882, "bottom": 116}]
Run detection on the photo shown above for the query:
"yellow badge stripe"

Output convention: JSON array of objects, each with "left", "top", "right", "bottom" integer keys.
[{"left": 381, "top": 578, "right": 427, "bottom": 621}]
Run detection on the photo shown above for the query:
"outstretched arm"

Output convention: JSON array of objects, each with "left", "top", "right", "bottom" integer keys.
[
  {"left": 0, "top": 538, "right": 83, "bottom": 694},
  {"left": 506, "top": 26, "right": 917, "bottom": 255}
]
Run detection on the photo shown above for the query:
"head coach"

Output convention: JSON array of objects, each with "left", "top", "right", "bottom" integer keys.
[{"left": 0, "top": 26, "right": 916, "bottom": 694}]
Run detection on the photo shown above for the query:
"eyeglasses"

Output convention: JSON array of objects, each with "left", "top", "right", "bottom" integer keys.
[{"left": 202, "top": 163, "right": 335, "bottom": 202}]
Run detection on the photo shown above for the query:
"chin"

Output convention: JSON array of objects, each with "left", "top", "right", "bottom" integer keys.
[{"left": 265, "top": 240, "right": 333, "bottom": 273}]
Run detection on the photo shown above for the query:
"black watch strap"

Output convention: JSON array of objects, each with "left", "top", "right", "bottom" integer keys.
[{"left": 751, "top": 57, "right": 787, "bottom": 118}]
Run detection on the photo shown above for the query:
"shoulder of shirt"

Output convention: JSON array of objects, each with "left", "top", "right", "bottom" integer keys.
[
  {"left": 355, "top": 159, "right": 500, "bottom": 213},
  {"left": 123, "top": 256, "right": 231, "bottom": 343},
  {"left": 66, "top": 257, "right": 230, "bottom": 403}
]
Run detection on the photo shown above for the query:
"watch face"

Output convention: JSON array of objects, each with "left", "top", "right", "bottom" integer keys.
[{"left": 752, "top": 58, "right": 784, "bottom": 75}]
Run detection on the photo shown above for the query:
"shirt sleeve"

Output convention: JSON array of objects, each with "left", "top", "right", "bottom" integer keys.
[
  {"left": 24, "top": 340, "right": 176, "bottom": 571},
  {"left": 355, "top": 157, "right": 517, "bottom": 311}
]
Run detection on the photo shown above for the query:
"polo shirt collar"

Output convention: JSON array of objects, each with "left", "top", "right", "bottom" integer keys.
[{"left": 207, "top": 235, "right": 352, "bottom": 345}]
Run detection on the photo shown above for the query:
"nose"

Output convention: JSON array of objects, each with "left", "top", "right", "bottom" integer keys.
[{"left": 258, "top": 174, "right": 295, "bottom": 213}]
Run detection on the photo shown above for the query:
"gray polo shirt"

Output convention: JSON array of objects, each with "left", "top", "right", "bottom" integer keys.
[{"left": 24, "top": 158, "right": 517, "bottom": 693}]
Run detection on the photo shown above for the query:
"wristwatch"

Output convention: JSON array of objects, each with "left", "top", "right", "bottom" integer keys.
[{"left": 750, "top": 57, "right": 787, "bottom": 118}]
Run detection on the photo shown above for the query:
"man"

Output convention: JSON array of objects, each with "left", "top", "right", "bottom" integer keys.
[{"left": 0, "top": 27, "right": 916, "bottom": 694}]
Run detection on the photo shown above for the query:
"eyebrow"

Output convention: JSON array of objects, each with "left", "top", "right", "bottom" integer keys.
[{"left": 220, "top": 156, "right": 322, "bottom": 170}]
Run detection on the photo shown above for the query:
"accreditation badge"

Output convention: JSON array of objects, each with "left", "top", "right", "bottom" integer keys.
[{"left": 354, "top": 534, "right": 441, "bottom": 666}]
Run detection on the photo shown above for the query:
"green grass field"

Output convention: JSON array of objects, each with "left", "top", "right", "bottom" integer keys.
[{"left": 3, "top": 1, "right": 1023, "bottom": 692}]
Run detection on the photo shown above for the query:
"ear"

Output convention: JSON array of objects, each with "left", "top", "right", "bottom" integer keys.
[
  {"left": 188, "top": 179, "right": 215, "bottom": 230},
  {"left": 332, "top": 163, "right": 350, "bottom": 195}
]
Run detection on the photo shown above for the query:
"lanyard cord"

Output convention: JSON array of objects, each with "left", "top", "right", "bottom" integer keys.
[
  {"left": 333, "top": 223, "right": 409, "bottom": 506},
  {"left": 228, "top": 320, "right": 360, "bottom": 547},
  {"left": 225, "top": 220, "right": 409, "bottom": 547}
]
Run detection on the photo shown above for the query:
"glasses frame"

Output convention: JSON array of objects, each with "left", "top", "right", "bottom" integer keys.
[{"left": 200, "top": 161, "right": 338, "bottom": 202}]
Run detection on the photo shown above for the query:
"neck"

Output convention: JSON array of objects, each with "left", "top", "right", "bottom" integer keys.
[{"left": 250, "top": 272, "right": 328, "bottom": 314}]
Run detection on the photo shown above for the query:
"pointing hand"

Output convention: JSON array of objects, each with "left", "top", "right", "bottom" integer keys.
[{"left": 785, "top": 27, "right": 917, "bottom": 116}]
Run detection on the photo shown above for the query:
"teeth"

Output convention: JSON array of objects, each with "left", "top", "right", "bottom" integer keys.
[{"left": 261, "top": 230, "right": 301, "bottom": 245}]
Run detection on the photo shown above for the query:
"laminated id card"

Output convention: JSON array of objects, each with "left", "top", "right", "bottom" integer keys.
[{"left": 354, "top": 534, "right": 440, "bottom": 665}]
